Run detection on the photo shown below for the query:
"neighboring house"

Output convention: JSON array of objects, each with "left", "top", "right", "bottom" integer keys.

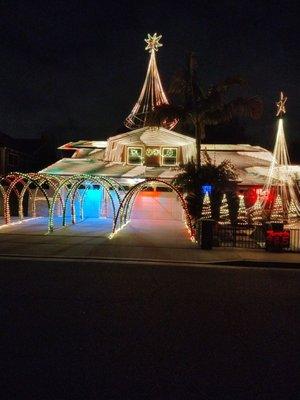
[{"left": 0, "top": 132, "right": 42, "bottom": 174}]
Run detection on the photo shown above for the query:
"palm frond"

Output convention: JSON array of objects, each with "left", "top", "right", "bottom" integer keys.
[
  {"left": 212, "top": 76, "right": 247, "bottom": 93},
  {"left": 203, "top": 96, "right": 263, "bottom": 125}
]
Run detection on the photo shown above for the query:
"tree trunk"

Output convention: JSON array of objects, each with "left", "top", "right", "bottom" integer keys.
[{"left": 195, "top": 121, "right": 204, "bottom": 170}]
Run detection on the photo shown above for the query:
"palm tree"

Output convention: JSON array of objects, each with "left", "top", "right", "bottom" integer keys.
[
  {"left": 173, "top": 151, "right": 238, "bottom": 225},
  {"left": 150, "top": 53, "right": 263, "bottom": 169}
]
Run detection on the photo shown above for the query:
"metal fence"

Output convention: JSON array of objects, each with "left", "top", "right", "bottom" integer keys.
[{"left": 213, "top": 224, "right": 300, "bottom": 252}]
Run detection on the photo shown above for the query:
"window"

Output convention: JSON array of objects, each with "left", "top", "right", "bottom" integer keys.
[
  {"left": 8, "top": 152, "right": 19, "bottom": 167},
  {"left": 162, "top": 148, "right": 177, "bottom": 165},
  {"left": 128, "top": 147, "right": 143, "bottom": 165}
]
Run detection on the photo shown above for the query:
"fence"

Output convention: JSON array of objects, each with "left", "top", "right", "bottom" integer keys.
[{"left": 213, "top": 224, "right": 300, "bottom": 252}]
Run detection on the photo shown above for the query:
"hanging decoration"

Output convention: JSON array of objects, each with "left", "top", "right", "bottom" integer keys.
[
  {"left": 125, "top": 33, "right": 178, "bottom": 130},
  {"left": 146, "top": 148, "right": 161, "bottom": 157}
]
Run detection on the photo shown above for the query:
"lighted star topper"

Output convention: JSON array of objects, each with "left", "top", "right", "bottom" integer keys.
[
  {"left": 145, "top": 33, "right": 163, "bottom": 52},
  {"left": 276, "top": 91, "right": 287, "bottom": 117}
]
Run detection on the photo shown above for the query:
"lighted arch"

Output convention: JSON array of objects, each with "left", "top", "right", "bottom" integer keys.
[
  {"left": 0, "top": 175, "right": 22, "bottom": 218},
  {"left": 18, "top": 173, "right": 64, "bottom": 220},
  {"left": 62, "top": 177, "right": 115, "bottom": 227},
  {"left": 112, "top": 178, "right": 194, "bottom": 239},
  {"left": 4, "top": 173, "right": 50, "bottom": 224},
  {"left": 48, "top": 174, "right": 123, "bottom": 232}
]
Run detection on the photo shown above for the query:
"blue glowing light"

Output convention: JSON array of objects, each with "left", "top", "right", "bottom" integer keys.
[{"left": 202, "top": 185, "right": 212, "bottom": 194}]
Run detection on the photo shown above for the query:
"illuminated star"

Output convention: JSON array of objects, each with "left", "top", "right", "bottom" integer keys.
[
  {"left": 144, "top": 33, "right": 163, "bottom": 52},
  {"left": 276, "top": 91, "right": 287, "bottom": 117}
]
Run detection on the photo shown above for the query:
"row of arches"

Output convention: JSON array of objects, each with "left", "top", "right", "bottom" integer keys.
[{"left": 0, "top": 173, "right": 194, "bottom": 239}]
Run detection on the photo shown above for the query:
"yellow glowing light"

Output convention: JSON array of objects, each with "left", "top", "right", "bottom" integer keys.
[
  {"left": 276, "top": 91, "right": 287, "bottom": 117},
  {"left": 144, "top": 33, "right": 163, "bottom": 52}
]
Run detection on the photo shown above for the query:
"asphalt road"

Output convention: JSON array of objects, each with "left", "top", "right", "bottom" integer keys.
[{"left": 1, "top": 257, "right": 299, "bottom": 399}]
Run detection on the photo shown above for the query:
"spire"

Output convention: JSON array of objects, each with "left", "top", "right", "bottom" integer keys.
[
  {"left": 124, "top": 33, "right": 177, "bottom": 130},
  {"left": 261, "top": 92, "right": 300, "bottom": 216}
]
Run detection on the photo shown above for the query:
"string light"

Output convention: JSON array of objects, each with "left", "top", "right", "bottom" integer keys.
[
  {"left": 276, "top": 91, "right": 287, "bottom": 117},
  {"left": 261, "top": 92, "right": 300, "bottom": 221},
  {"left": 219, "top": 193, "right": 231, "bottom": 225},
  {"left": 201, "top": 191, "right": 212, "bottom": 219},
  {"left": 144, "top": 33, "right": 163, "bottom": 52},
  {"left": 125, "top": 33, "right": 177, "bottom": 130},
  {"left": 236, "top": 194, "right": 248, "bottom": 225},
  {"left": 112, "top": 178, "right": 194, "bottom": 240}
]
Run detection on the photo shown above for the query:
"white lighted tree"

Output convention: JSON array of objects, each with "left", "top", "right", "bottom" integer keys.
[
  {"left": 219, "top": 194, "right": 230, "bottom": 225},
  {"left": 125, "top": 33, "right": 177, "bottom": 130},
  {"left": 250, "top": 198, "right": 262, "bottom": 226},
  {"left": 270, "top": 194, "right": 283, "bottom": 223},
  {"left": 237, "top": 194, "right": 248, "bottom": 225},
  {"left": 201, "top": 191, "right": 212, "bottom": 219},
  {"left": 261, "top": 92, "right": 300, "bottom": 214},
  {"left": 288, "top": 199, "right": 298, "bottom": 225}
]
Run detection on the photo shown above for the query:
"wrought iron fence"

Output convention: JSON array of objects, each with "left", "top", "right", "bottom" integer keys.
[
  {"left": 214, "top": 225, "right": 265, "bottom": 249},
  {"left": 213, "top": 224, "right": 300, "bottom": 252}
]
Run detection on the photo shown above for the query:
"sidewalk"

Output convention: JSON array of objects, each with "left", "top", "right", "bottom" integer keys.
[{"left": 0, "top": 232, "right": 299, "bottom": 267}]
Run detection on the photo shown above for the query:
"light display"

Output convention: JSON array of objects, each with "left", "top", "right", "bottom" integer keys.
[
  {"left": 146, "top": 148, "right": 160, "bottom": 157},
  {"left": 144, "top": 33, "right": 163, "bottom": 52},
  {"left": 201, "top": 191, "right": 212, "bottom": 219},
  {"left": 0, "top": 172, "right": 124, "bottom": 236},
  {"left": 276, "top": 91, "right": 287, "bottom": 117},
  {"left": 287, "top": 199, "right": 298, "bottom": 225},
  {"left": 261, "top": 92, "right": 300, "bottom": 215},
  {"left": 125, "top": 34, "right": 177, "bottom": 130},
  {"left": 219, "top": 193, "right": 230, "bottom": 225},
  {"left": 3, "top": 173, "right": 50, "bottom": 224},
  {"left": 111, "top": 178, "right": 194, "bottom": 240},
  {"left": 47, "top": 174, "right": 123, "bottom": 232},
  {"left": 270, "top": 193, "right": 284, "bottom": 223},
  {"left": 250, "top": 198, "right": 262, "bottom": 225},
  {"left": 236, "top": 194, "right": 248, "bottom": 225}
]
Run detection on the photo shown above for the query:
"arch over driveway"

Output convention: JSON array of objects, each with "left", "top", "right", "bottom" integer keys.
[
  {"left": 112, "top": 178, "right": 194, "bottom": 239},
  {"left": 47, "top": 174, "right": 124, "bottom": 232}
]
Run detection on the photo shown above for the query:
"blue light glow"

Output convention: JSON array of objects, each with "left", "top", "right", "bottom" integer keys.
[
  {"left": 202, "top": 185, "right": 212, "bottom": 194},
  {"left": 78, "top": 186, "right": 103, "bottom": 218}
]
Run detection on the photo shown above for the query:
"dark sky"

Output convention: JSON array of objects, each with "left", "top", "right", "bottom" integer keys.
[{"left": 0, "top": 0, "right": 299, "bottom": 147}]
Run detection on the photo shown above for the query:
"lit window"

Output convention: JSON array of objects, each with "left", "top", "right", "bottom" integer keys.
[
  {"left": 162, "top": 148, "right": 177, "bottom": 165},
  {"left": 128, "top": 147, "right": 143, "bottom": 164}
]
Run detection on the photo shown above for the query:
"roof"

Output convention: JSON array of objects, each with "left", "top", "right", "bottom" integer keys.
[
  {"left": 107, "top": 126, "right": 195, "bottom": 146},
  {"left": 40, "top": 142, "right": 277, "bottom": 185},
  {"left": 58, "top": 140, "right": 107, "bottom": 150}
]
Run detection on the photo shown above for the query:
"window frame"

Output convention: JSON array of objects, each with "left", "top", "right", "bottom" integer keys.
[
  {"left": 161, "top": 147, "right": 178, "bottom": 166},
  {"left": 127, "top": 146, "right": 144, "bottom": 165}
]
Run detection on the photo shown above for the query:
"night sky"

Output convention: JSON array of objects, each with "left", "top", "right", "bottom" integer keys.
[{"left": 0, "top": 1, "right": 299, "bottom": 150}]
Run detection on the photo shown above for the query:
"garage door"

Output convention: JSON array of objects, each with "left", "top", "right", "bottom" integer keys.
[{"left": 131, "top": 191, "right": 184, "bottom": 221}]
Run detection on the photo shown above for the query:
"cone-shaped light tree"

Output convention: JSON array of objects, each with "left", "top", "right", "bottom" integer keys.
[
  {"left": 288, "top": 199, "right": 298, "bottom": 225},
  {"left": 250, "top": 198, "right": 263, "bottom": 226},
  {"left": 201, "top": 191, "right": 212, "bottom": 219},
  {"left": 236, "top": 194, "right": 248, "bottom": 225},
  {"left": 262, "top": 92, "right": 300, "bottom": 214},
  {"left": 125, "top": 33, "right": 177, "bottom": 130},
  {"left": 270, "top": 194, "right": 284, "bottom": 223},
  {"left": 219, "top": 194, "right": 231, "bottom": 225}
]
